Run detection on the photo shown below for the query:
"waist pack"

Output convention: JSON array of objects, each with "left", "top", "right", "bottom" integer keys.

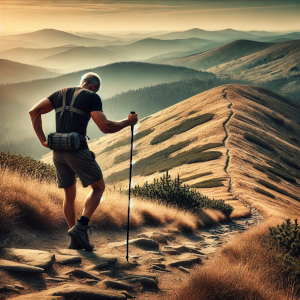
[
  {"left": 48, "top": 88, "right": 90, "bottom": 151},
  {"left": 48, "top": 132, "right": 85, "bottom": 151}
]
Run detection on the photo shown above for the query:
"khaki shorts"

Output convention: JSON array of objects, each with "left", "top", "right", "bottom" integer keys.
[{"left": 53, "top": 149, "right": 103, "bottom": 188}]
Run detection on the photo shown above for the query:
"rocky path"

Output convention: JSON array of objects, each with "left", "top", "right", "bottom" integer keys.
[{"left": 0, "top": 207, "right": 264, "bottom": 300}]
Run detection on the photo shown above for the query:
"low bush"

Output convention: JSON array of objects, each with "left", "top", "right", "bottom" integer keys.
[
  {"left": 151, "top": 113, "right": 214, "bottom": 145},
  {"left": 187, "top": 110, "right": 198, "bottom": 116},
  {"left": 257, "top": 179, "right": 300, "bottom": 201},
  {"left": 253, "top": 164, "right": 281, "bottom": 183},
  {"left": 243, "top": 133, "right": 275, "bottom": 151},
  {"left": 190, "top": 178, "right": 226, "bottom": 188},
  {"left": 267, "top": 219, "right": 300, "bottom": 282},
  {"left": 0, "top": 152, "right": 55, "bottom": 182},
  {"left": 130, "top": 171, "right": 233, "bottom": 217},
  {"left": 100, "top": 128, "right": 155, "bottom": 155},
  {"left": 280, "top": 156, "right": 300, "bottom": 171},
  {"left": 254, "top": 187, "right": 276, "bottom": 198},
  {"left": 106, "top": 142, "right": 222, "bottom": 182},
  {"left": 113, "top": 149, "right": 138, "bottom": 165}
]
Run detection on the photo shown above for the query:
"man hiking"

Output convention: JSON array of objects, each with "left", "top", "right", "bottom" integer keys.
[{"left": 29, "top": 72, "right": 138, "bottom": 251}]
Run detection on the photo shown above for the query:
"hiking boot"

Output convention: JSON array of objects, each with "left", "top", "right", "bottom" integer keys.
[
  {"left": 68, "top": 221, "right": 94, "bottom": 251},
  {"left": 68, "top": 235, "right": 85, "bottom": 250}
]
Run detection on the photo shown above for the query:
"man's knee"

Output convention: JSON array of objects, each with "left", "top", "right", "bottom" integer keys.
[{"left": 90, "top": 179, "right": 105, "bottom": 192}]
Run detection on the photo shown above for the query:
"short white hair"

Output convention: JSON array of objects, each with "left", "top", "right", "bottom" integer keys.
[{"left": 80, "top": 72, "right": 101, "bottom": 87}]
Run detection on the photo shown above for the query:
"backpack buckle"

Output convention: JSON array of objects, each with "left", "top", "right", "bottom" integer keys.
[{"left": 64, "top": 106, "right": 70, "bottom": 111}]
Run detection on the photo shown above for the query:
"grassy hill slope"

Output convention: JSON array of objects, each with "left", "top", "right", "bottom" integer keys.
[
  {"left": 43, "top": 84, "right": 300, "bottom": 220},
  {"left": 209, "top": 40, "right": 300, "bottom": 83},
  {"left": 169, "top": 40, "right": 274, "bottom": 70}
]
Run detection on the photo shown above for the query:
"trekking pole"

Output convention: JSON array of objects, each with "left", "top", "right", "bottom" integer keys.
[{"left": 126, "top": 111, "right": 135, "bottom": 261}]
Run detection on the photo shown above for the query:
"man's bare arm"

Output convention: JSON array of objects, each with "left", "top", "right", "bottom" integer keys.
[
  {"left": 91, "top": 111, "right": 138, "bottom": 134},
  {"left": 29, "top": 98, "right": 53, "bottom": 148}
]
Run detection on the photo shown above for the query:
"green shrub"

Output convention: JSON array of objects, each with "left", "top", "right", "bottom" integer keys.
[
  {"left": 187, "top": 110, "right": 198, "bottom": 116},
  {"left": 106, "top": 142, "right": 223, "bottom": 183},
  {"left": 254, "top": 187, "right": 275, "bottom": 198},
  {"left": 100, "top": 136, "right": 130, "bottom": 155},
  {"left": 181, "top": 172, "right": 212, "bottom": 182},
  {"left": 253, "top": 164, "right": 281, "bottom": 183},
  {"left": 267, "top": 219, "right": 300, "bottom": 282},
  {"left": 130, "top": 171, "right": 233, "bottom": 217},
  {"left": 113, "top": 149, "right": 138, "bottom": 165},
  {"left": 266, "top": 159, "right": 300, "bottom": 180},
  {"left": 257, "top": 179, "right": 300, "bottom": 201},
  {"left": 0, "top": 152, "right": 55, "bottom": 182},
  {"left": 134, "top": 128, "right": 155, "bottom": 141},
  {"left": 280, "top": 156, "right": 300, "bottom": 171},
  {"left": 269, "top": 116, "right": 285, "bottom": 126},
  {"left": 151, "top": 113, "right": 214, "bottom": 145},
  {"left": 243, "top": 133, "right": 275, "bottom": 151},
  {"left": 100, "top": 128, "right": 154, "bottom": 155},
  {"left": 190, "top": 178, "right": 226, "bottom": 188}
]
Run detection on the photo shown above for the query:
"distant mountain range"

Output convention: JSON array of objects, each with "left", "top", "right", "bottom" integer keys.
[{"left": 0, "top": 59, "right": 58, "bottom": 84}]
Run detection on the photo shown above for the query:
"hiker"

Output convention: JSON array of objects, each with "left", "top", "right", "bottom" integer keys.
[{"left": 29, "top": 72, "right": 138, "bottom": 251}]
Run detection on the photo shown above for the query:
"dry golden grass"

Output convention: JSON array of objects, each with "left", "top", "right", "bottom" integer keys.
[
  {"left": 0, "top": 168, "right": 227, "bottom": 236},
  {"left": 167, "top": 218, "right": 297, "bottom": 300},
  {"left": 0, "top": 168, "right": 63, "bottom": 232}
]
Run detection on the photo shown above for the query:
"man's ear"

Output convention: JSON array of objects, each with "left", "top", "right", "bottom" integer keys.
[{"left": 92, "top": 84, "right": 99, "bottom": 92}]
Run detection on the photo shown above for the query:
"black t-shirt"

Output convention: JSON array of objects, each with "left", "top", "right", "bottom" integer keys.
[{"left": 48, "top": 87, "right": 103, "bottom": 149}]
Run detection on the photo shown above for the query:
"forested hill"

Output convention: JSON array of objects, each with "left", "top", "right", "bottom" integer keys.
[
  {"left": 102, "top": 78, "right": 228, "bottom": 121},
  {"left": 0, "top": 62, "right": 215, "bottom": 144}
]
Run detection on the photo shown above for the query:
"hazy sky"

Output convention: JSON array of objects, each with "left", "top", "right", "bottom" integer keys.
[{"left": 0, "top": 0, "right": 300, "bottom": 34}]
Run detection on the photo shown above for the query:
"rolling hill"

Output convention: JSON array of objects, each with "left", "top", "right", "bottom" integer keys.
[
  {"left": 168, "top": 40, "right": 274, "bottom": 70},
  {"left": 209, "top": 40, "right": 300, "bottom": 82},
  {"left": 0, "top": 29, "right": 106, "bottom": 47},
  {"left": 34, "top": 46, "right": 130, "bottom": 72},
  {"left": 0, "top": 59, "right": 59, "bottom": 84},
  {"left": 209, "top": 40, "right": 300, "bottom": 97},
  {"left": 104, "top": 37, "right": 217, "bottom": 61},
  {"left": 42, "top": 84, "right": 300, "bottom": 221},
  {"left": 0, "top": 46, "right": 74, "bottom": 65},
  {"left": 0, "top": 62, "right": 215, "bottom": 143},
  {"left": 154, "top": 28, "right": 261, "bottom": 42}
]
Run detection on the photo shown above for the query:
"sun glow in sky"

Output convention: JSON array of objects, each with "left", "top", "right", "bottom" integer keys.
[{"left": 0, "top": 0, "right": 299, "bottom": 34}]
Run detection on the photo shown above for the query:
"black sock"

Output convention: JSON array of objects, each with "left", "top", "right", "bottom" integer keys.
[{"left": 78, "top": 216, "right": 89, "bottom": 226}]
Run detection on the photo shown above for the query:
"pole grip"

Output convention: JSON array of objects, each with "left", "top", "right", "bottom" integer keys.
[{"left": 130, "top": 111, "right": 135, "bottom": 114}]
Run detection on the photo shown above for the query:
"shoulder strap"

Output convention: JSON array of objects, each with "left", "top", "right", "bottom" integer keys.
[
  {"left": 55, "top": 88, "right": 90, "bottom": 119},
  {"left": 57, "top": 89, "right": 68, "bottom": 132}
]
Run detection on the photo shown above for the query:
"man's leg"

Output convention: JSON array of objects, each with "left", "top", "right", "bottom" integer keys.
[
  {"left": 82, "top": 179, "right": 105, "bottom": 219},
  {"left": 68, "top": 179, "right": 105, "bottom": 251},
  {"left": 63, "top": 183, "right": 76, "bottom": 228}
]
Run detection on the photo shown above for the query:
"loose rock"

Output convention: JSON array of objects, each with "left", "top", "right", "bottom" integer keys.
[
  {"left": 0, "top": 259, "right": 44, "bottom": 273},
  {"left": 4, "top": 248, "right": 55, "bottom": 269},
  {"left": 55, "top": 255, "right": 81, "bottom": 265},
  {"left": 65, "top": 269, "right": 100, "bottom": 280},
  {"left": 102, "top": 279, "right": 134, "bottom": 291}
]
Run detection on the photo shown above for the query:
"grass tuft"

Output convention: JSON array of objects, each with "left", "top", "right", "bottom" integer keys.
[
  {"left": 254, "top": 187, "right": 276, "bottom": 198},
  {"left": 151, "top": 113, "right": 214, "bottom": 145},
  {"left": 243, "top": 133, "right": 275, "bottom": 151},
  {"left": 106, "top": 142, "right": 222, "bottom": 182},
  {"left": 257, "top": 179, "right": 300, "bottom": 201},
  {"left": 190, "top": 178, "right": 226, "bottom": 188}
]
